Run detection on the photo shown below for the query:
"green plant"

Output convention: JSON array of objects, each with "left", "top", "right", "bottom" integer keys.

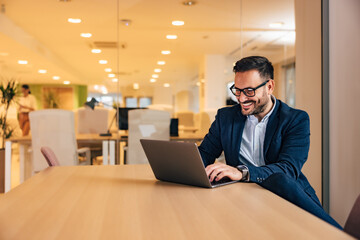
[
  {"left": 44, "top": 91, "right": 60, "bottom": 109},
  {"left": 0, "top": 79, "right": 20, "bottom": 148}
]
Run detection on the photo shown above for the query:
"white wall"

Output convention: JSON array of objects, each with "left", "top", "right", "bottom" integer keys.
[
  {"left": 329, "top": 0, "right": 360, "bottom": 226},
  {"left": 295, "top": 0, "right": 322, "bottom": 201},
  {"left": 175, "top": 90, "right": 191, "bottom": 112},
  {"left": 202, "top": 55, "right": 227, "bottom": 111},
  {"left": 152, "top": 85, "right": 172, "bottom": 106}
]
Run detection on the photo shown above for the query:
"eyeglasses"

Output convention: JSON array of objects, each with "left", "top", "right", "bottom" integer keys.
[{"left": 229, "top": 80, "right": 269, "bottom": 97}]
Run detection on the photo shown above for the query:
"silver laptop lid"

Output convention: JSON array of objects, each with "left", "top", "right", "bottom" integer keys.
[{"left": 140, "top": 139, "right": 237, "bottom": 188}]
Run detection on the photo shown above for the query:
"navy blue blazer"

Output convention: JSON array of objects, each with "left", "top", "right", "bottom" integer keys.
[{"left": 199, "top": 99, "right": 316, "bottom": 195}]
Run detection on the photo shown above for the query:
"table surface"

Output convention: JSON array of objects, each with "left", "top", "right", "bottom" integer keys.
[{"left": 0, "top": 165, "right": 352, "bottom": 240}]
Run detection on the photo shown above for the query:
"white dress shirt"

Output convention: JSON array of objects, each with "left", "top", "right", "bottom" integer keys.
[{"left": 239, "top": 96, "right": 276, "bottom": 167}]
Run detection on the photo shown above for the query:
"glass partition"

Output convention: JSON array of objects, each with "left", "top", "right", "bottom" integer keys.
[{"left": 0, "top": 0, "right": 295, "bottom": 188}]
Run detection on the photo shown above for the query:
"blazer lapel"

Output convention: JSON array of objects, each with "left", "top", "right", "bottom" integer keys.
[
  {"left": 263, "top": 99, "right": 280, "bottom": 156},
  {"left": 231, "top": 106, "right": 246, "bottom": 161}
]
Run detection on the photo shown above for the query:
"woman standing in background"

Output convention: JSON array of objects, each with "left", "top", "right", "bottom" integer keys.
[{"left": 18, "top": 84, "right": 36, "bottom": 136}]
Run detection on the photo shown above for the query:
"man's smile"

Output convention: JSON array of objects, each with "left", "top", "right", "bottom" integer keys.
[{"left": 241, "top": 101, "right": 254, "bottom": 109}]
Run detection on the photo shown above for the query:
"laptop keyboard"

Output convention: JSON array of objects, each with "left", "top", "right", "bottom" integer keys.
[{"left": 211, "top": 177, "right": 232, "bottom": 186}]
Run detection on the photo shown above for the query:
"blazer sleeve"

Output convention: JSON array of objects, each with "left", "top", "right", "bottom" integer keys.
[
  {"left": 246, "top": 111, "right": 310, "bottom": 183},
  {"left": 198, "top": 109, "right": 224, "bottom": 166}
]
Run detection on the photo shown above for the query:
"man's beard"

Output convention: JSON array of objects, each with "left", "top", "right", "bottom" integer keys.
[{"left": 240, "top": 92, "right": 270, "bottom": 116}]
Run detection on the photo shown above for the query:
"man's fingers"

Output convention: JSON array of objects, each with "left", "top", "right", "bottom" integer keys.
[
  {"left": 214, "top": 167, "right": 243, "bottom": 181},
  {"left": 205, "top": 162, "right": 226, "bottom": 176},
  {"left": 205, "top": 162, "right": 243, "bottom": 182},
  {"left": 206, "top": 163, "right": 226, "bottom": 182},
  {"left": 208, "top": 165, "right": 230, "bottom": 182}
]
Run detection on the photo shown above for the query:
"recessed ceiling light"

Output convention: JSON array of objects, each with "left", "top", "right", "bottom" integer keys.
[
  {"left": 99, "top": 60, "right": 108, "bottom": 64},
  {"left": 18, "top": 60, "right": 28, "bottom": 64},
  {"left": 269, "top": 22, "right": 284, "bottom": 28},
  {"left": 172, "top": 20, "right": 184, "bottom": 26},
  {"left": 157, "top": 61, "right": 166, "bottom": 65},
  {"left": 154, "top": 69, "right": 162, "bottom": 73},
  {"left": 63, "top": 81, "right": 70, "bottom": 85},
  {"left": 119, "top": 19, "right": 132, "bottom": 26},
  {"left": 161, "top": 50, "right": 171, "bottom": 55},
  {"left": 94, "top": 85, "right": 99, "bottom": 90},
  {"left": 133, "top": 83, "right": 139, "bottom": 90},
  {"left": 152, "top": 74, "right": 159, "bottom": 78},
  {"left": 150, "top": 79, "right": 156, "bottom": 83},
  {"left": 112, "top": 78, "right": 118, "bottom": 82},
  {"left": 164, "top": 83, "right": 170, "bottom": 88},
  {"left": 105, "top": 68, "right": 112, "bottom": 72},
  {"left": 166, "top": 35, "right": 178, "bottom": 39},
  {"left": 182, "top": 1, "right": 196, "bottom": 6},
  {"left": 91, "top": 49, "right": 101, "bottom": 53},
  {"left": 38, "top": 69, "right": 47, "bottom": 74},
  {"left": 196, "top": 82, "right": 200, "bottom": 86},
  {"left": 68, "top": 18, "right": 81, "bottom": 23},
  {"left": 53, "top": 76, "right": 60, "bottom": 80},
  {"left": 80, "top": 33, "right": 92, "bottom": 38},
  {"left": 108, "top": 73, "right": 115, "bottom": 78}
]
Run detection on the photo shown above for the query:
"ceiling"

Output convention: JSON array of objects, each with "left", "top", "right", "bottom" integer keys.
[{"left": 0, "top": 0, "right": 295, "bottom": 93}]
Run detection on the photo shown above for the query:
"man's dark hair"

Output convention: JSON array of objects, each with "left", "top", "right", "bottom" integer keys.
[{"left": 233, "top": 56, "right": 274, "bottom": 80}]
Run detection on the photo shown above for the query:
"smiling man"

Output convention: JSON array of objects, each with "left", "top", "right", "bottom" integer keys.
[{"left": 198, "top": 56, "right": 342, "bottom": 229}]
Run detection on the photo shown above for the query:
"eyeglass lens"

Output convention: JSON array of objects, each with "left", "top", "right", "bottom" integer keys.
[{"left": 232, "top": 88, "right": 255, "bottom": 97}]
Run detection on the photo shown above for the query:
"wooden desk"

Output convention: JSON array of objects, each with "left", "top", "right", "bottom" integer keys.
[{"left": 0, "top": 165, "right": 352, "bottom": 239}]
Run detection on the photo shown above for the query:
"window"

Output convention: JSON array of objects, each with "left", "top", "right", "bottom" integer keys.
[
  {"left": 125, "top": 97, "right": 152, "bottom": 108},
  {"left": 139, "top": 97, "right": 152, "bottom": 108}
]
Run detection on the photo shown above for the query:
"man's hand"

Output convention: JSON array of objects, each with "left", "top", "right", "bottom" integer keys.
[{"left": 205, "top": 162, "right": 242, "bottom": 182}]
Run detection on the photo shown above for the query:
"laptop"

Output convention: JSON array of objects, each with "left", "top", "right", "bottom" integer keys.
[{"left": 140, "top": 139, "right": 238, "bottom": 188}]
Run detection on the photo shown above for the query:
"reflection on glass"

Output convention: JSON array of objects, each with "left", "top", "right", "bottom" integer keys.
[
  {"left": 285, "top": 63, "right": 296, "bottom": 107},
  {"left": 0, "top": 0, "right": 296, "bottom": 170}
]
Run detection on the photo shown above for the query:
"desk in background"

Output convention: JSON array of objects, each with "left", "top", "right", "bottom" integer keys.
[
  {"left": 4, "top": 134, "right": 119, "bottom": 193},
  {"left": 4, "top": 132, "right": 204, "bottom": 193},
  {"left": 0, "top": 165, "right": 351, "bottom": 239}
]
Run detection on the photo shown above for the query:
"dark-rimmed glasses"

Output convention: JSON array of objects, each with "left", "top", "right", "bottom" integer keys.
[{"left": 229, "top": 80, "right": 269, "bottom": 97}]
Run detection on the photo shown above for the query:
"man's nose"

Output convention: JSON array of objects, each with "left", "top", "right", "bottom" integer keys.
[{"left": 237, "top": 91, "right": 248, "bottom": 103}]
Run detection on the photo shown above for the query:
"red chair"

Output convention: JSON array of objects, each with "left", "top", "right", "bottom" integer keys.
[
  {"left": 40, "top": 146, "right": 60, "bottom": 167},
  {"left": 344, "top": 194, "right": 360, "bottom": 239}
]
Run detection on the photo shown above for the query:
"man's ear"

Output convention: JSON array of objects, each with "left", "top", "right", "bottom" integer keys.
[{"left": 267, "top": 79, "right": 275, "bottom": 94}]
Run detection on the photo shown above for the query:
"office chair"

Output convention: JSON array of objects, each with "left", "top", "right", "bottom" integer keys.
[
  {"left": 174, "top": 111, "right": 195, "bottom": 127},
  {"left": 29, "top": 109, "right": 91, "bottom": 173},
  {"left": 344, "top": 194, "right": 360, "bottom": 239},
  {"left": 75, "top": 107, "right": 109, "bottom": 134},
  {"left": 40, "top": 146, "right": 60, "bottom": 166},
  {"left": 127, "top": 109, "right": 170, "bottom": 164}
]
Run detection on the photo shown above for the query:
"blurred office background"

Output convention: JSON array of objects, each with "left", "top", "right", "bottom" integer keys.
[{"left": 0, "top": 0, "right": 359, "bottom": 227}]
